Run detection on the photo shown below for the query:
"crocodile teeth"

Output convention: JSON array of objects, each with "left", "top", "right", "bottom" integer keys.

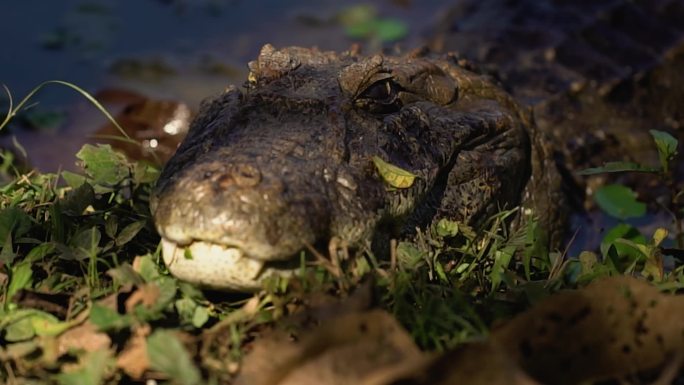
[{"left": 161, "top": 239, "right": 284, "bottom": 291}]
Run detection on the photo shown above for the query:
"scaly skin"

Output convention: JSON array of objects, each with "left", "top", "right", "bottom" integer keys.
[{"left": 150, "top": 45, "right": 548, "bottom": 290}]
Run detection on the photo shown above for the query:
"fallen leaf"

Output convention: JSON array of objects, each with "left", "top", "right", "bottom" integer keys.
[
  {"left": 58, "top": 321, "right": 111, "bottom": 355},
  {"left": 236, "top": 309, "right": 424, "bottom": 385},
  {"left": 117, "top": 325, "right": 151, "bottom": 379}
]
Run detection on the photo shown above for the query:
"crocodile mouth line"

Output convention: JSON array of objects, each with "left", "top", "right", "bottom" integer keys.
[{"left": 160, "top": 238, "right": 300, "bottom": 290}]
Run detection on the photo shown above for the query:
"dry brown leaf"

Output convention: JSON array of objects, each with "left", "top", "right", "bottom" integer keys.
[
  {"left": 116, "top": 325, "right": 151, "bottom": 379},
  {"left": 492, "top": 276, "right": 684, "bottom": 384},
  {"left": 363, "top": 341, "right": 539, "bottom": 385},
  {"left": 57, "top": 321, "right": 111, "bottom": 356},
  {"left": 235, "top": 277, "right": 684, "bottom": 385},
  {"left": 236, "top": 309, "right": 424, "bottom": 385},
  {"left": 124, "top": 283, "right": 160, "bottom": 313}
]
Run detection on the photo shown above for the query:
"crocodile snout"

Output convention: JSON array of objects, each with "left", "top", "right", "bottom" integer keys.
[{"left": 151, "top": 153, "right": 329, "bottom": 262}]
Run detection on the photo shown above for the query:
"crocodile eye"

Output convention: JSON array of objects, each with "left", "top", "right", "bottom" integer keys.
[{"left": 355, "top": 79, "right": 402, "bottom": 114}]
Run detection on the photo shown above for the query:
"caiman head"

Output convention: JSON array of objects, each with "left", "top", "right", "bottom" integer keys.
[{"left": 150, "top": 44, "right": 533, "bottom": 290}]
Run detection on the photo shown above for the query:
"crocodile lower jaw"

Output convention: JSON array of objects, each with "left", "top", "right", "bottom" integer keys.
[{"left": 161, "top": 239, "right": 296, "bottom": 291}]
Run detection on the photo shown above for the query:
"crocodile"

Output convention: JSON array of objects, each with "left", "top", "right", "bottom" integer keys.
[
  {"left": 149, "top": 45, "right": 560, "bottom": 290},
  {"left": 150, "top": 0, "right": 684, "bottom": 290}
]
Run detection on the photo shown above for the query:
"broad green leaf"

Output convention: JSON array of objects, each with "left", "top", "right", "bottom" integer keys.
[
  {"left": 106, "top": 263, "right": 144, "bottom": 287},
  {"left": 600, "top": 223, "right": 647, "bottom": 261},
  {"left": 372, "top": 156, "right": 416, "bottom": 188},
  {"left": 104, "top": 215, "right": 118, "bottom": 239},
  {"left": 115, "top": 220, "right": 145, "bottom": 246},
  {"left": 0, "top": 207, "right": 32, "bottom": 247},
  {"left": 90, "top": 303, "right": 131, "bottom": 331},
  {"left": 61, "top": 170, "right": 87, "bottom": 188},
  {"left": 25, "top": 243, "right": 56, "bottom": 262},
  {"left": 594, "top": 184, "right": 646, "bottom": 220},
  {"left": 55, "top": 349, "right": 114, "bottom": 385},
  {"left": 192, "top": 306, "right": 210, "bottom": 328},
  {"left": 133, "top": 161, "right": 160, "bottom": 185},
  {"left": 650, "top": 129, "right": 678, "bottom": 173},
  {"left": 175, "top": 298, "right": 197, "bottom": 326},
  {"left": 151, "top": 277, "right": 178, "bottom": 313},
  {"left": 4, "top": 315, "right": 37, "bottom": 341},
  {"left": 30, "top": 311, "right": 74, "bottom": 336},
  {"left": 345, "top": 20, "right": 375, "bottom": 40},
  {"left": 373, "top": 19, "right": 408, "bottom": 42},
  {"left": 70, "top": 227, "right": 102, "bottom": 257},
  {"left": 76, "top": 144, "right": 130, "bottom": 188},
  {"left": 2, "top": 309, "right": 72, "bottom": 341},
  {"left": 577, "top": 161, "right": 658, "bottom": 175},
  {"left": 7, "top": 261, "right": 33, "bottom": 301},
  {"left": 136, "top": 254, "right": 161, "bottom": 282},
  {"left": 147, "top": 330, "right": 201, "bottom": 385}
]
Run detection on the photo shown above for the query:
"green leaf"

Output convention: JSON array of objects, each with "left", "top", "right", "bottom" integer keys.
[
  {"left": 76, "top": 144, "right": 130, "bottom": 188},
  {"left": 147, "top": 329, "right": 201, "bottom": 385},
  {"left": 90, "top": 303, "right": 131, "bottom": 331},
  {"left": 490, "top": 246, "right": 516, "bottom": 291},
  {"left": 577, "top": 161, "right": 658, "bottom": 175},
  {"left": 133, "top": 161, "right": 160, "bottom": 185},
  {"left": 55, "top": 350, "right": 114, "bottom": 385},
  {"left": 652, "top": 227, "right": 668, "bottom": 247},
  {"left": 2, "top": 309, "right": 72, "bottom": 341},
  {"left": 4, "top": 318, "right": 36, "bottom": 342},
  {"left": 115, "top": 221, "right": 145, "bottom": 246},
  {"left": 192, "top": 306, "right": 210, "bottom": 328},
  {"left": 137, "top": 254, "right": 161, "bottom": 282},
  {"left": 7, "top": 262, "right": 33, "bottom": 302},
  {"left": 396, "top": 241, "right": 424, "bottom": 270},
  {"left": 175, "top": 298, "right": 197, "bottom": 326},
  {"left": 594, "top": 184, "right": 646, "bottom": 220},
  {"left": 25, "top": 243, "right": 56, "bottom": 263},
  {"left": 0, "top": 207, "right": 32, "bottom": 248},
  {"left": 435, "top": 218, "right": 459, "bottom": 238},
  {"left": 345, "top": 20, "right": 375, "bottom": 39},
  {"left": 372, "top": 156, "right": 417, "bottom": 188},
  {"left": 600, "top": 223, "right": 647, "bottom": 261},
  {"left": 61, "top": 170, "right": 87, "bottom": 188},
  {"left": 373, "top": 19, "right": 408, "bottom": 42},
  {"left": 70, "top": 227, "right": 102, "bottom": 257},
  {"left": 30, "top": 311, "right": 73, "bottom": 336},
  {"left": 650, "top": 129, "right": 678, "bottom": 173},
  {"left": 104, "top": 215, "right": 118, "bottom": 239},
  {"left": 106, "top": 263, "right": 144, "bottom": 287}
]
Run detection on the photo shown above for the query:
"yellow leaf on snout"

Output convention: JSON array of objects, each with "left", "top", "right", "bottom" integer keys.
[{"left": 372, "top": 156, "right": 417, "bottom": 189}]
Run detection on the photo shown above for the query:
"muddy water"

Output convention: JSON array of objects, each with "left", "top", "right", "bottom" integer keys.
[{"left": 1, "top": 0, "right": 448, "bottom": 170}]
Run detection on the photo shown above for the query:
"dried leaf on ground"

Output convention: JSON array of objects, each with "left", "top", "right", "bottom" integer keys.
[
  {"left": 236, "top": 309, "right": 425, "bottom": 385},
  {"left": 492, "top": 276, "right": 684, "bottom": 384},
  {"left": 116, "top": 325, "right": 151, "bottom": 379},
  {"left": 57, "top": 321, "right": 111, "bottom": 355}
]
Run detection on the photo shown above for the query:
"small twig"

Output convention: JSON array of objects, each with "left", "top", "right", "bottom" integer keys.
[{"left": 390, "top": 238, "right": 397, "bottom": 271}]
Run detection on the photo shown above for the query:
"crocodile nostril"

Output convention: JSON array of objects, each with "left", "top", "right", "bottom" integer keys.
[{"left": 231, "top": 163, "right": 262, "bottom": 187}]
